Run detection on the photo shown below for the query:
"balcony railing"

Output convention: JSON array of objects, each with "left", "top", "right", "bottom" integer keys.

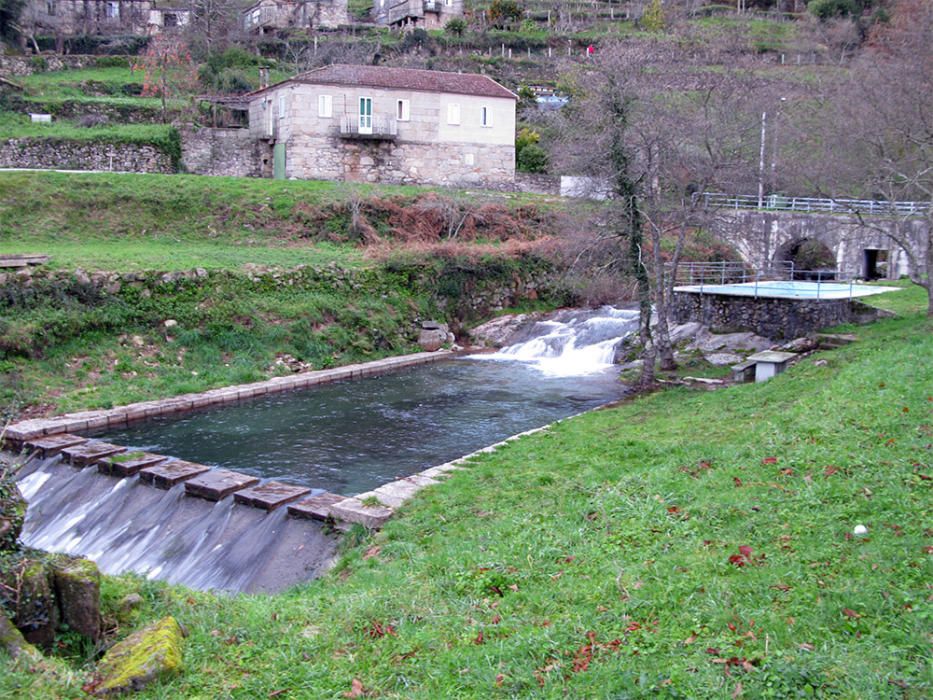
[{"left": 339, "top": 115, "right": 398, "bottom": 140}]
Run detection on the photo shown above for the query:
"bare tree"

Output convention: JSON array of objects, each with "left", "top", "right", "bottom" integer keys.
[
  {"left": 814, "top": 1, "right": 933, "bottom": 313},
  {"left": 554, "top": 42, "right": 764, "bottom": 379}
]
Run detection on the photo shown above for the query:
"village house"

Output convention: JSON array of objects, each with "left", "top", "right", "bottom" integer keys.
[
  {"left": 372, "top": 0, "right": 463, "bottom": 29},
  {"left": 245, "top": 64, "right": 516, "bottom": 186},
  {"left": 20, "top": 0, "right": 190, "bottom": 43},
  {"left": 241, "top": 0, "right": 348, "bottom": 34}
]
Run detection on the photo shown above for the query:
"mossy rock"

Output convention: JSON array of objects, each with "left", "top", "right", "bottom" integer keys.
[
  {"left": 0, "top": 610, "right": 40, "bottom": 661},
  {"left": 51, "top": 555, "right": 101, "bottom": 641},
  {"left": 94, "top": 616, "right": 184, "bottom": 696},
  {"left": 14, "top": 560, "right": 58, "bottom": 647},
  {"left": 0, "top": 472, "right": 26, "bottom": 553}
]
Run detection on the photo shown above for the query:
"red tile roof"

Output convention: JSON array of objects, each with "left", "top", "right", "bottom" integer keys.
[{"left": 251, "top": 64, "right": 517, "bottom": 100}]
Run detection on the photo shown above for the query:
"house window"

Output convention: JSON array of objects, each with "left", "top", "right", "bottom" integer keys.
[
  {"left": 250, "top": 9, "right": 260, "bottom": 24},
  {"left": 464, "top": 153, "right": 475, "bottom": 166},
  {"left": 106, "top": 1, "right": 120, "bottom": 19},
  {"left": 163, "top": 12, "right": 178, "bottom": 27},
  {"left": 447, "top": 103, "right": 460, "bottom": 125},
  {"left": 278, "top": 93, "right": 287, "bottom": 120},
  {"left": 481, "top": 106, "right": 492, "bottom": 127},
  {"left": 318, "top": 94, "right": 333, "bottom": 118},
  {"left": 396, "top": 99, "right": 410, "bottom": 121},
  {"left": 445, "top": 0, "right": 452, "bottom": 5},
  {"left": 46, "top": 0, "right": 55, "bottom": 15}
]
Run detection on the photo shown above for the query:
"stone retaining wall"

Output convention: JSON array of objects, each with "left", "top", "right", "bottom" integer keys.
[
  {"left": 671, "top": 291, "right": 884, "bottom": 339},
  {"left": 0, "top": 138, "right": 174, "bottom": 173},
  {"left": 180, "top": 127, "right": 262, "bottom": 177},
  {"left": 3, "top": 351, "right": 452, "bottom": 447},
  {"left": 0, "top": 54, "right": 101, "bottom": 77}
]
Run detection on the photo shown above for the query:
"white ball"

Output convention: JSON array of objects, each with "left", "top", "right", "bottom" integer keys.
[{"left": 853, "top": 524, "right": 868, "bottom": 536}]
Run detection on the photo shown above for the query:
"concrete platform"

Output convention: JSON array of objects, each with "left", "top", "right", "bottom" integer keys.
[
  {"left": 234, "top": 481, "right": 311, "bottom": 511},
  {"left": 24, "top": 433, "right": 88, "bottom": 458},
  {"left": 97, "top": 452, "right": 168, "bottom": 477},
  {"left": 185, "top": 469, "right": 260, "bottom": 501},
  {"left": 288, "top": 492, "right": 345, "bottom": 521},
  {"left": 60, "top": 441, "right": 126, "bottom": 467},
  {"left": 139, "top": 460, "right": 210, "bottom": 489}
]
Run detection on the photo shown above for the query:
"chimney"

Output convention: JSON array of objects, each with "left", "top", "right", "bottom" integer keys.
[{"left": 259, "top": 67, "right": 269, "bottom": 89}]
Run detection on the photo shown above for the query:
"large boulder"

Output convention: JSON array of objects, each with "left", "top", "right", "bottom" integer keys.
[
  {"left": 13, "top": 560, "right": 58, "bottom": 647},
  {"left": 93, "top": 616, "right": 185, "bottom": 696},
  {"left": 0, "top": 610, "right": 40, "bottom": 662},
  {"left": 52, "top": 556, "right": 101, "bottom": 641}
]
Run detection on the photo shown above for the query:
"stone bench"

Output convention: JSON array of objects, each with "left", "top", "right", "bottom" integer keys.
[{"left": 745, "top": 350, "right": 797, "bottom": 383}]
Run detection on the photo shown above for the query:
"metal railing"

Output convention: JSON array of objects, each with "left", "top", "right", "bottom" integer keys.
[
  {"left": 338, "top": 115, "right": 398, "bottom": 140},
  {"left": 699, "top": 192, "right": 929, "bottom": 216},
  {"left": 670, "top": 261, "right": 863, "bottom": 300}
]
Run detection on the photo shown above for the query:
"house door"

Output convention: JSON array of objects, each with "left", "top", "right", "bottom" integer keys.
[
  {"left": 358, "top": 97, "right": 373, "bottom": 135},
  {"left": 273, "top": 143, "right": 286, "bottom": 180}
]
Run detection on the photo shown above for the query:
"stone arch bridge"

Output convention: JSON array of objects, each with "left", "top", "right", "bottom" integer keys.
[{"left": 708, "top": 209, "right": 929, "bottom": 280}]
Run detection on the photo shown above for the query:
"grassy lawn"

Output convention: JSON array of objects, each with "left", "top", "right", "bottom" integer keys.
[{"left": 2, "top": 285, "right": 929, "bottom": 698}]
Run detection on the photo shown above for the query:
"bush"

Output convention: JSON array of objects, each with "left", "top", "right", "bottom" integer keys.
[
  {"left": 517, "top": 143, "right": 548, "bottom": 173},
  {"left": 807, "top": 0, "right": 863, "bottom": 20},
  {"left": 445, "top": 17, "right": 466, "bottom": 37}
]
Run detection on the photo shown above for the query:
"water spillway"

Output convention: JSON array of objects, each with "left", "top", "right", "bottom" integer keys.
[{"left": 15, "top": 306, "right": 637, "bottom": 592}]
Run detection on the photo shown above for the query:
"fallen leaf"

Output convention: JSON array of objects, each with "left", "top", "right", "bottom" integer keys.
[
  {"left": 683, "top": 632, "right": 698, "bottom": 645},
  {"left": 798, "top": 642, "right": 815, "bottom": 651},
  {"left": 473, "top": 630, "right": 484, "bottom": 645},
  {"left": 762, "top": 457, "right": 778, "bottom": 465},
  {"left": 362, "top": 546, "right": 381, "bottom": 560},
  {"left": 733, "top": 477, "right": 743, "bottom": 487},
  {"left": 494, "top": 673, "right": 505, "bottom": 687},
  {"left": 842, "top": 608, "right": 861, "bottom": 619},
  {"left": 732, "top": 682, "right": 744, "bottom": 698},
  {"left": 344, "top": 678, "right": 365, "bottom": 698},
  {"left": 269, "top": 690, "right": 289, "bottom": 698},
  {"left": 823, "top": 466, "right": 838, "bottom": 477}
]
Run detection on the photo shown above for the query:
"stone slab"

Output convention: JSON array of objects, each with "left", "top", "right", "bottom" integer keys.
[
  {"left": 60, "top": 441, "right": 126, "bottom": 467},
  {"left": 328, "top": 497, "right": 394, "bottom": 529},
  {"left": 373, "top": 480, "right": 422, "bottom": 508},
  {"left": 287, "top": 492, "right": 345, "bottom": 521},
  {"left": 24, "top": 433, "right": 88, "bottom": 458},
  {"left": 233, "top": 481, "right": 311, "bottom": 511},
  {"left": 184, "top": 469, "right": 259, "bottom": 501},
  {"left": 748, "top": 350, "right": 797, "bottom": 364},
  {"left": 139, "top": 460, "right": 210, "bottom": 489},
  {"left": 97, "top": 452, "right": 168, "bottom": 477}
]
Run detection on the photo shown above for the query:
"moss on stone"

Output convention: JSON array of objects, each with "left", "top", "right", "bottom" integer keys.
[
  {"left": 51, "top": 555, "right": 101, "bottom": 641},
  {"left": 0, "top": 472, "right": 26, "bottom": 552},
  {"left": 0, "top": 610, "right": 40, "bottom": 661},
  {"left": 95, "top": 616, "right": 184, "bottom": 695}
]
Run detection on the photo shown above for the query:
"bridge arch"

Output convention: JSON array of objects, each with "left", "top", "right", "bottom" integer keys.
[{"left": 773, "top": 237, "right": 836, "bottom": 278}]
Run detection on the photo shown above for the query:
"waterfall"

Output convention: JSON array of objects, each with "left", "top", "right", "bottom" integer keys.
[
  {"left": 17, "top": 457, "right": 337, "bottom": 593},
  {"left": 473, "top": 306, "right": 639, "bottom": 377}
]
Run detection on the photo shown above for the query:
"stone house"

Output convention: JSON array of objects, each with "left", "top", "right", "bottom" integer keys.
[
  {"left": 245, "top": 64, "right": 516, "bottom": 186},
  {"left": 372, "top": 0, "right": 463, "bottom": 29},
  {"left": 20, "top": 0, "right": 190, "bottom": 41},
  {"left": 241, "top": 0, "right": 348, "bottom": 33}
]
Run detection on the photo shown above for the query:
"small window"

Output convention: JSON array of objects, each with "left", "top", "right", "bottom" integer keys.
[
  {"left": 447, "top": 103, "right": 461, "bottom": 125},
  {"left": 46, "top": 0, "right": 55, "bottom": 15},
  {"left": 106, "top": 1, "right": 119, "bottom": 18},
  {"left": 318, "top": 94, "right": 333, "bottom": 118},
  {"left": 464, "top": 153, "right": 475, "bottom": 166},
  {"left": 481, "top": 106, "right": 492, "bottom": 127},
  {"left": 445, "top": 0, "right": 452, "bottom": 6},
  {"left": 163, "top": 12, "right": 178, "bottom": 27},
  {"left": 278, "top": 93, "right": 287, "bottom": 120},
  {"left": 396, "top": 99, "right": 410, "bottom": 121}
]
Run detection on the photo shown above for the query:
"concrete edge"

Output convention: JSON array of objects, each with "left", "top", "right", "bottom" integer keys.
[{"left": 1, "top": 350, "right": 453, "bottom": 446}]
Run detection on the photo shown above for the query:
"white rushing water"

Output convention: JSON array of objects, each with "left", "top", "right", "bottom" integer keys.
[{"left": 473, "top": 306, "right": 639, "bottom": 377}]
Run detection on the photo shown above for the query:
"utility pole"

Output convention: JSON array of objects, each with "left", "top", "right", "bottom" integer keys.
[{"left": 757, "top": 110, "right": 767, "bottom": 209}]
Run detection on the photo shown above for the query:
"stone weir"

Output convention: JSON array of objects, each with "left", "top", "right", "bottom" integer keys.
[{"left": 4, "top": 351, "right": 459, "bottom": 535}]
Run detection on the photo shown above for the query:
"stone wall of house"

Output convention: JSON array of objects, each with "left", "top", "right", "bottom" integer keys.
[
  {"left": 0, "top": 138, "right": 174, "bottom": 173},
  {"left": 285, "top": 135, "right": 514, "bottom": 186},
  {"left": 180, "top": 127, "right": 263, "bottom": 177},
  {"left": 671, "top": 292, "right": 885, "bottom": 339}
]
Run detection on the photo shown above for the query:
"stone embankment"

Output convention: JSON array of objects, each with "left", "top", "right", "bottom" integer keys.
[{"left": 0, "top": 138, "right": 174, "bottom": 173}]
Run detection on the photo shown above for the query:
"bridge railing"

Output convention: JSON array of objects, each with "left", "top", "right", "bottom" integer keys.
[{"left": 698, "top": 192, "right": 930, "bottom": 216}]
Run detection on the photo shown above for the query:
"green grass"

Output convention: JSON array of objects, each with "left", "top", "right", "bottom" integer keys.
[
  {"left": 0, "top": 112, "right": 176, "bottom": 144},
  {"left": 2, "top": 286, "right": 930, "bottom": 698}
]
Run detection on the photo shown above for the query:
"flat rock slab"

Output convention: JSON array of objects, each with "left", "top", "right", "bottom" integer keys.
[
  {"left": 747, "top": 350, "right": 797, "bottom": 364},
  {"left": 97, "top": 452, "right": 168, "bottom": 477},
  {"left": 24, "top": 433, "right": 88, "bottom": 458},
  {"left": 139, "top": 460, "right": 210, "bottom": 489},
  {"left": 234, "top": 481, "right": 311, "bottom": 511},
  {"left": 329, "top": 497, "right": 394, "bottom": 529},
  {"left": 288, "top": 492, "right": 345, "bottom": 521},
  {"left": 185, "top": 469, "right": 259, "bottom": 501},
  {"left": 60, "top": 441, "right": 126, "bottom": 467}
]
